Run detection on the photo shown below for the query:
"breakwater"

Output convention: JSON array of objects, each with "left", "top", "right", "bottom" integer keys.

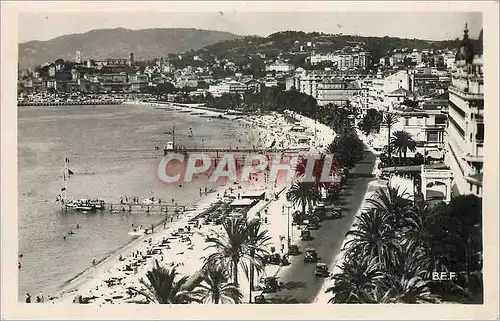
[{"left": 17, "top": 100, "right": 124, "bottom": 107}]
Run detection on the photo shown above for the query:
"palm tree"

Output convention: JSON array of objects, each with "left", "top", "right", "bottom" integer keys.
[
  {"left": 366, "top": 185, "right": 412, "bottom": 232},
  {"left": 204, "top": 217, "right": 267, "bottom": 288},
  {"left": 391, "top": 130, "right": 417, "bottom": 163},
  {"left": 196, "top": 264, "right": 243, "bottom": 304},
  {"left": 381, "top": 113, "right": 399, "bottom": 167},
  {"left": 128, "top": 260, "right": 201, "bottom": 304},
  {"left": 245, "top": 219, "right": 271, "bottom": 301},
  {"left": 326, "top": 256, "right": 384, "bottom": 303},
  {"left": 286, "top": 181, "right": 321, "bottom": 216},
  {"left": 374, "top": 273, "right": 439, "bottom": 303},
  {"left": 344, "top": 208, "right": 401, "bottom": 268}
]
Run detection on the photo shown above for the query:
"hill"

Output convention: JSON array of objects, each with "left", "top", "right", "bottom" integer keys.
[
  {"left": 18, "top": 28, "right": 241, "bottom": 69},
  {"left": 193, "top": 30, "right": 475, "bottom": 65}
]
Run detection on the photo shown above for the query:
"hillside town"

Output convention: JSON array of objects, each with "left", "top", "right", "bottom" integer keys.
[
  {"left": 16, "top": 23, "right": 485, "bottom": 306},
  {"left": 17, "top": 24, "right": 483, "bottom": 198}
]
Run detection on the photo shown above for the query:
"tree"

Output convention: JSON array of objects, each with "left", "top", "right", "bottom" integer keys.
[
  {"left": 129, "top": 260, "right": 201, "bottom": 304},
  {"left": 156, "top": 82, "right": 176, "bottom": 98},
  {"left": 391, "top": 130, "right": 417, "bottom": 163},
  {"left": 381, "top": 113, "right": 399, "bottom": 167},
  {"left": 204, "top": 217, "right": 268, "bottom": 287},
  {"left": 326, "top": 256, "right": 384, "bottom": 303},
  {"left": 327, "top": 133, "right": 364, "bottom": 170},
  {"left": 344, "top": 208, "right": 401, "bottom": 268},
  {"left": 196, "top": 265, "right": 243, "bottom": 304},
  {"left": 245, "top": 219, "right": 272, "bottom": 302},
  {"left": 366, "top": 184, "right": 412, "bottom": 231},
  {"left": 286, "top": 181, "right": 321, "bottom": 217},
  {"left": 358, "top": 109, "right": 383, "bottom": 135}
]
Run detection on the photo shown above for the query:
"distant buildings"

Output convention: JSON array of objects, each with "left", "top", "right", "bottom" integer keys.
[
  {"left": 265, "top": 60, "right": 295, "bottom": 74},
  {"left": 308, "top": 51, "right": 372, "bottom": 70}
]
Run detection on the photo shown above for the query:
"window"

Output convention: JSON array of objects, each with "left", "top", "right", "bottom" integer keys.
[
  {"left": 427, "top": 132, "right": 439, "bottom": 142},
  {"left": 405, "top": 118, "right": 409, "bottom": 126}
]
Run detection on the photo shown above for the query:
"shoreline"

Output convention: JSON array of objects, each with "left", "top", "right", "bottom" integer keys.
[{"left": 28, "top": 104, "right": 337, "bottom": 304}]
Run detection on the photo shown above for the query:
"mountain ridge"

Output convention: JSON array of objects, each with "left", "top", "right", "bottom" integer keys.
[{"left": 18, "top": 28, "right": 241, "bottom": 69}]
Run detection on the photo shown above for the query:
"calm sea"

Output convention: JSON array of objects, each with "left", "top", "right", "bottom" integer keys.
[{"left": 18, "top": 104, "right": 251, "bottom": 299}]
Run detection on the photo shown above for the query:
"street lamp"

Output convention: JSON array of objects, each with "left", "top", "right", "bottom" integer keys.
[{"left": 283, "top": 203, "right": 294, "bottom": 250}]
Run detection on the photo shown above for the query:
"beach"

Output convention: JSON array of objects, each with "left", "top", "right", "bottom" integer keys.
[
  {"left": 34, "top": 104, "right": 338, "bottom": 304},
  {"left": 17, "top": 103, "right": 255, "bottom": 300}
]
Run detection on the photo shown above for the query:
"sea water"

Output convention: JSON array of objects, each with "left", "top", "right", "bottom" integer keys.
[{"left": 17, "top": 104, "right": 252, "bottom": 300}]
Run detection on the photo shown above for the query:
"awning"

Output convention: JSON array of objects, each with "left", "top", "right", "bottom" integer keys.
[{"left": 465, "top": 173, "right": 483, "bottom": 186}]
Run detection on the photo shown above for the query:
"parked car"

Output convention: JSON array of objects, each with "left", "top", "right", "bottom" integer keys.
[
  {"left": 264, "top": 253, "right": 282, "bottom": 265},
  {"left": 307, "top": 220, "right": 321, "bottom": 230},
  {"left": 288, "top": 244, "right": 300, "bottom": 256},
  {"left": 332, "top": 206, "right": 342, "bottom": 218},
  {"left": 314, "top": 263, "right": 330, "bottom": 277},
  {"left": 258, "top": 276, "right": 283, "bottom": 293},
  {"left": 303, "top": 248, "right": 318, "bottom": 263},
  {"left": 254, "top": 294, "right": 266, "bottom": 304},
  {"left": 300, "top": 230, "right": 312, "bottom": 241}
]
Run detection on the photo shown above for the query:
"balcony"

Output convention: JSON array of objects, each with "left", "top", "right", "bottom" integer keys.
[{"left": 448, "top": 85, "right": 483, "bottom": 101}]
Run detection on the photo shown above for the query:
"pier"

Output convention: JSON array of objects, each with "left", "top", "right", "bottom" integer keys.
[{"left": 106, "top": 203, "right": 186, "bottom": 214}]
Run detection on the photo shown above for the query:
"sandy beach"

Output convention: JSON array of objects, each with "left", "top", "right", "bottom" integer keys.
[{"left": 47, "top": 107, "right": 337, "bottom": 304}]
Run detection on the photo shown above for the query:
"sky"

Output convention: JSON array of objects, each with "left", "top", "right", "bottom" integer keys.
[{"left": 18, "top": 11, "right": 483, "bottom": 43}]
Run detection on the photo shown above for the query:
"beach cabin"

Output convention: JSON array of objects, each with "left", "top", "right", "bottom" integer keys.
[
  {"left": 229, "top": 198, "right": 258, "bottom": 209},
  {"left": 290, "top": 125, "right": 307, "bottom": 133},
  {"left": 241, "top": 190, "right": 266, "bottom": 201}
]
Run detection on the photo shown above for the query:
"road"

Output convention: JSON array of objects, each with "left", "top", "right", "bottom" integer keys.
[{"left": 264, "top": 150, "right": 377, "bottom": 303}]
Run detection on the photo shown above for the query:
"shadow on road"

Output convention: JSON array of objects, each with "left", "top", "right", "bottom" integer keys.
[
  {"left": 281, "top": 281, "right": 307, "bottom": 290},
  {"left": 266, "top": 296, "right": 308, "bottom": 304}
]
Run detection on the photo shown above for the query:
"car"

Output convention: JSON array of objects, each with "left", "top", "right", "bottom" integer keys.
[
  {"left": 288, "top": 244, "right": 300, "bottom": 256},
  {"left": 260, "top": 276, "right": 283, "bottom": 293},
  {"left": 332, "top": 207, "right": 342, "bottom": 218},
  {"left": 314, "top": 263, "right": 330, "bottom": 277},
  {"left": 303, "top": 248, "right": 318, "bottom": 263},
  {"left": 253, "top": 294, "right": 266, "bottom": 304},
  {"left": 300, "top": 230, "right": 312, "bottom": 241},
  {"left": 307, "top": 221, "right": 321, "bottom": 230}
]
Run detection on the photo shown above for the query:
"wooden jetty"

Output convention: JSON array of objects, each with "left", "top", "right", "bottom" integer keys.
[{"left": 106, "top": 203, "right": 186, "bottom": 214}]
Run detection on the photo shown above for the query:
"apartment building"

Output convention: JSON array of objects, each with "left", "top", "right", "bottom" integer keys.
[
  {"left": 444, "top": 25, "right": 484, "bottom": 197},
  {"left": 316, "top": 78, "right": 360, "bottom": 106}
]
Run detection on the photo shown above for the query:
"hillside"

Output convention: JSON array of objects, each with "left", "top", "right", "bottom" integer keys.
[
  {"left": 18, "top": 28, "right": 241, "bottom": 69},
  {"left": 193, "top": 31, "right": 475, "bottom": 64}
]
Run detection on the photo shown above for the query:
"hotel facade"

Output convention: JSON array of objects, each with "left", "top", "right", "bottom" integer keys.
[{"left": 444, "top": 25, "right": 484, "bottom": 197}]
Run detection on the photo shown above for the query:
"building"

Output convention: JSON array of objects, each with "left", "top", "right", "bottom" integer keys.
[
  {"left": 265, "top": 61, "right": 295, "bottom": 73},
  {"left": 309, "top": 54, "right": 339, "bottom": 65},
  {"left": 75, "top": 51, "right": 82, "bottom": 64},
  {"left": 316, "top": 78, "right": 360, "bottom": 106},
  {"left": 444, "top": 25, "right": 484, "bottom": 197}
]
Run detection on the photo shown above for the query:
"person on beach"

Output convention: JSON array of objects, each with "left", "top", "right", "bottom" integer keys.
[
  {"left": 92, "top": 258, "right": 96, "bottom": 266},
  {"left": 36, "top": 291, "right": 44, "bottom": 303},
  {"left": 204, "top": 187, "right": 208, "bottom": 195},
  {"left": 25, "top": 293, "right": 31, "bottom": 303},
  {"left": 199, "top": 188, "right": 202, "bottom": 197},
  {"left": 76, "top": 224, "right": 80, "bottom": 229},
  {"left": 163, "top": 221, "right": 167, "bottom": 229},
  {"left": 18, "top": 262, "right": 22, "bottom": 269},
  {"left": 151, "top": 224, "right": 154, "bottom": 233},
  {"left": 63, "top": 235, "right": 66, "bottom": 240}
]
